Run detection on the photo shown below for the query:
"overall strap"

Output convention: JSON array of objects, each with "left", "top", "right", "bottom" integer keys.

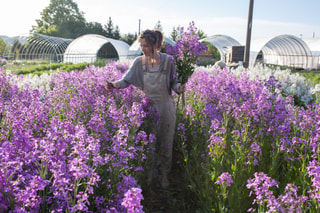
[
  {"left": 163, "top": 54, "right": 169, "bottom": 71},
  {"left": 142, "top": 56, "right": 146, "bottom": 72},
  {"left": 142, "top": 54, "right": 169, "bottom": 72}
]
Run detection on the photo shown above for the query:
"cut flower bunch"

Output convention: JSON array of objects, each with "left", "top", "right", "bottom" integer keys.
[{"left": 166, "top": 21, "right": 207, "bottom": 107}]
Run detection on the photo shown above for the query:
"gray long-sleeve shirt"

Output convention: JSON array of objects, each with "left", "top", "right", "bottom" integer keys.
[{"left": 116, "top": 53, "right": 180, "bottom": 95}]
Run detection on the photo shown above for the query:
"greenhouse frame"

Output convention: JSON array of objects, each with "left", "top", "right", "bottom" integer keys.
[{"left": 4, "top": 33, "right": 72, "bottom": 63}]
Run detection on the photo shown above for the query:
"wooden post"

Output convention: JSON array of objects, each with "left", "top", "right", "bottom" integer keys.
[{"left": 244, "top": 0, "right": 254, "bottom": 68}]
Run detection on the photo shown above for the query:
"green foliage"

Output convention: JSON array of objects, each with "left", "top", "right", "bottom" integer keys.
[
  {"left": 113, "top": 26, "right": 121, "bottom": 40},
  {"left": 196, "top": 42, "right": 221, "bottom": 66},
  {"left": 55, "top": 20, "right": 87, "bottom": 38},
  {"left": 104, "top": 17, "right": 121, "bottom": 39},
  {"left": 265, "top": 63, "right": 304, "bottom": 73},
  {"left": 93, "top": 59, "right": 117, "bottom": 67},
  {"left": 169, "top": 26, "right": 182, "bottom": 42},
  {"left": 296, "top": 71, "right": 320, "bottom": 85},
  {"left": 49, "top": 63, "right": 61, "bottom": 70},
  {"left": 32, "top": 1, "right": 123, "bottom": 40},
  {"left": 6, "top": 60, "right": 125, "bottom": 76},
  {"left": 154, "top": 20, "right": 163, "bottom": 31},
  {"left": 9, "top": 62, "right": 90, "bottom": 75},
  {"left": 120, "top": 33, "right": 138, "bottom": 46},
  {"left": 32, "top": 0, "right": 86, "bottom": 38},
  {"left": 0, "top": 38, "right": 8, "bottom": 56},
  {"left": 169, "top": 24, "right": 206, "bottom": 42},
  {"left": 10, "top": 40, "right": 23, "bottom": 60},
  {"left": 28, "top": 0, "right": 213, "bottom": 51},
  {"left": 197, "top": 29, "right": 207, "bottom": 39},
  {"left": 85, "top": 22, "right": 107, "bottom": 37},
  {"left": 105, "top": 17, "right": 114, "bottom": 38},
  {"left": 203, "top": 42, "right": 220, "bottom": 60}
]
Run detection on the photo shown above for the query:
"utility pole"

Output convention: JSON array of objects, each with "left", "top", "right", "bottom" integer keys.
[
  {"left": 243, "top": 0, "right": 254, "bottom": 68},
  {"left": 138, "top": 19, "right": 141, "bottom": 35}
]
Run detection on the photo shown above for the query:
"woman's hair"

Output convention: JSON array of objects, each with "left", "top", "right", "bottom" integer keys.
[
  {"left": 138, "top": 29, "right": 164, "bottom": 51},
  {"left": 154, "top": 29, "right": 164, "bottom": 51}
]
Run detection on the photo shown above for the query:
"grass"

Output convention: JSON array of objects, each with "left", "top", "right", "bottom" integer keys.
[
  {"left": 265, "top": 63, "right": 320, "bottom": 85},
  {"left": 293, "top": 70, "right": 320, "bottom": 85}
]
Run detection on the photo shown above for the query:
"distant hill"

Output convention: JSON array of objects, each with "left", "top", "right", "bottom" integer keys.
[{"left": 0, "top": 35, "right": 28, "bottom": 46}]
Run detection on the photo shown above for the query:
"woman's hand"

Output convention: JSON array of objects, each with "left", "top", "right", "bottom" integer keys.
[
  {"left": 105, "top": 81, "right": 120, "bottom": 91},
  {"left": 105, "top": 81, "right": 115, "bottom": 90},
  {"left": 177, "top": 83, "right": 186, "bottom": 93}
]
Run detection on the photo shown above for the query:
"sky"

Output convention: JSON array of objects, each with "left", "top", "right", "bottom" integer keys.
[{"left": 1, "top": 0, "right": 320, "bottom": 44}]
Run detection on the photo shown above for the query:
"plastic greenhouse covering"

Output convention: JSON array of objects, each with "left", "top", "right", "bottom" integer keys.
[
  {"left": 302, "top": 37, "right": 320, "bottom": 70},
  {"left": 63, "top": 34, "right": 130, "bottom": 63},
  {"left": 250, "top": 35, "right": 313, "bottom": 69},
  {"left": 200, "top": 35, "right": 242, "bottom": 62}
]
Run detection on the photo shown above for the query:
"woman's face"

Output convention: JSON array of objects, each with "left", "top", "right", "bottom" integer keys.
[{"left": 140, "top": 38, "right": 154, "bottom": 57}]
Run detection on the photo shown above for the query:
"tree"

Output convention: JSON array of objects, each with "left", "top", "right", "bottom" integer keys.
[
  {"left": 85, "top": 22, "right": 107, "bottom": 37},
  {"left": 105, "top": 17, "right": 114, "bottom": 38},
  {"left": 32, "top": 0, "right": 86, "bottom": 38},
  {"left": 56, "top": 20, "right": 86, "bottom": 38},
  {"left": 154, "top": 20, "right": 163, "bottom": 31},
  {"left": 203, "top": 41, "right": 220, "bottom": 61},
  {"left": 170, "top": 24, "right": 206, "bottom": 42},
  {"left": 197, "top": 29, "right": 207, "bottom": 39},
  {"left": 10, "top": 40, "right": 23, "bottom": 60},
  {"left": 169, "top": 26, "right": 181, "bottom": 42},
  {"left": 120, "top": 33, "right": 137, "bottom": 46},
  {"left": 103, "top": 17, "right": 121, "bottom": 39},
  {"left": 113, "top": 26, "right": 121, "bottom": 40},
  {"left": 0, "top": 38, "right": 7, "bottom": 57}
]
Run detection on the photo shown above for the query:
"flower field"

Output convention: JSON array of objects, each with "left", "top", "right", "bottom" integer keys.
[{"left": 0, "top": 62, "right": 320, "bottom": 212}]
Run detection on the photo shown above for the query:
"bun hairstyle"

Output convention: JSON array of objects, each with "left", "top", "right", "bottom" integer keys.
[
  {"left": 139, "top": 29, "right": 164, "bottom": 51},
  {"left": 154, "top": 29, "right": 164, "bottom": 51}
]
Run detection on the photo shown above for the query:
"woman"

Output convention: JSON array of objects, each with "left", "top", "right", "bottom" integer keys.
[{"left": 106, "top": 29, "right": 185, "bottom": 189}]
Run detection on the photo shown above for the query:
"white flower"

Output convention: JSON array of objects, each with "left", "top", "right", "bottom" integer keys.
[
  {"left": 311, "top": 84, "right": 320, "bottom": 94},
  {"left": 7, "top": 72, "right": 54, "bottom": 93}
]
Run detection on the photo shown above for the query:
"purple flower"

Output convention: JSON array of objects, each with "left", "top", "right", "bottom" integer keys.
[
  {"left": 121, "top": 187, "right": 144, "bottom": 213},
  {"left": 246, "top": 172, "right": 282, "bottom": 211},
  {"left": 307, "top": 160, "right": 320, "bottom": 202},
  {"left": 216, "top": 172, "right": 233, "bottom": 187},
  {"left": 278, "top": 184, "right": 310, "bottom": 212},
  {"left": 166, "top": 21, "right": 207, "bottom": 84}
]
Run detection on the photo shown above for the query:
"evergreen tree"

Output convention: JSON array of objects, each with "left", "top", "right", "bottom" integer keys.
[
  {"left": 120, "top": 33, "right": 137, "bottom": 46},
  {"left": 105, "top": 17, "right": 114, "bottom": 38},
  {"left": 197, "top": 29, "right": 207, "bottom": 39},
  {"left": 154, "top": 20, "right": 163, "bottom": 31},
  {"left": 169, "top": 25, "right": 206, "bottom": 42},
  {"left": 113, "top": 26, "right": 121, "bottom": 40},
  {"left": 170, "top": 26, "right": 181, "bottom": 42}
]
